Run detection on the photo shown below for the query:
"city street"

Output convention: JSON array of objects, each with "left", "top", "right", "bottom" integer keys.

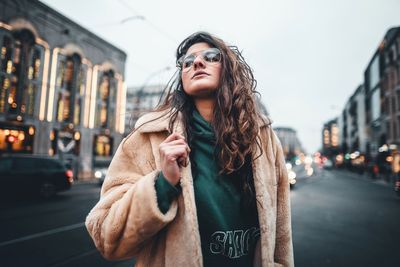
[
  {"left": 1, "top": 1, "right": 399, "bottom": 267},
  {"left": 0, "top": 182, "right": 135, "bottom": 267},
  {"left": 292, "top": 167, "right": 399, "bottom": 267},
  {"left": 0, "top": 167, "right": 399, "bottom": 267}
]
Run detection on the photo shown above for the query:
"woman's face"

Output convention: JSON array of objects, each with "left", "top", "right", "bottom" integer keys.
[{"left": 180, "top": 42, "right": 222, "bottom": 98}]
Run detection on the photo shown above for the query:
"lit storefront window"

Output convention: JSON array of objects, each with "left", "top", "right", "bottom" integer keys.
[
  {"left": 55, "top": 53, "right": 84, "bottom": 125},
  {"left": 0, "top": 124, "right": 34, "bottom": 153},
  {"left": 24, "top": 46, "right": 42, "bottom": 116},
  {"left": 0, "top": 29, "right": 43, "bottom": 119},
  {"left": 93, "top": 134, "right": 113, "bottom": 156},
  {"left": 95, "top": 70, "right": 116, "bottom": 129},
  {"left": 74, "top": 66, "right": 87, "bottom": 125}
]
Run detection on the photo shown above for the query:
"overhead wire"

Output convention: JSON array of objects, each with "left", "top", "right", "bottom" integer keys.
[{"left": 117, "top": 0, "right": 177, "bottom": 44}]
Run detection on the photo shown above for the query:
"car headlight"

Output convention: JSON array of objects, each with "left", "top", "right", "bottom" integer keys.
[
  {"left": 285, "top": 163, "right": 293, "bottom": 170},
  {"left": 94, "top": 171, "right": 102, "bottom": 179},
  {"left": 288, "top": 170, "right": 296, "bottom": 180}
]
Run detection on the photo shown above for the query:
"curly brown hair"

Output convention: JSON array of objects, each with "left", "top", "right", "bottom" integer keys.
[{"left": 131, "top": 32, "right": 265, "bottom": 204}]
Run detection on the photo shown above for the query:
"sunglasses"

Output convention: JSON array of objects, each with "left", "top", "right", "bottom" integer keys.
[{"left": 176, "top": 48, "right": 222, "bottom": 72}]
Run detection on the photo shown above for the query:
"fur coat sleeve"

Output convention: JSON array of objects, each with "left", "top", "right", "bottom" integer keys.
[
  {"left": 85, "top": 130, "right": 177, "bottom": 260},
  {"left": 272, "top": 129, "right": 295, "bottom": 267}
]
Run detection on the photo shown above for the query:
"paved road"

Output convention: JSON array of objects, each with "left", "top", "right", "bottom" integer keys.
[
  {"left": 292, "top": 166, "right": 400, "bottom": 267},
  {"left": 0, "top": 182, "right": 135, "bottom": 267},
  {"left": 0, "top": 166, "right": 399, "bottom": 267}
]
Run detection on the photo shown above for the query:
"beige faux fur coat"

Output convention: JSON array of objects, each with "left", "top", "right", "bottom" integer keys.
[{"left": 85, "top": 109, "right": 294, "bottom": 267}]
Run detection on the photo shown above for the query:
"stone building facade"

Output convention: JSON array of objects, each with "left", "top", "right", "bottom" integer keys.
[{"left": 0, "top": 0, "right": 127, "bottom": 178}]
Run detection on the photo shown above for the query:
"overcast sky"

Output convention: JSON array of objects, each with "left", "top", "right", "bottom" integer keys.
[{"left": 41, "top": 0, "right": 400, "bottom": 153}]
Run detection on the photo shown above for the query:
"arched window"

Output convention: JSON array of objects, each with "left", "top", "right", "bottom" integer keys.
[
  {"left": 0, "top": 28, "right": 43, "bottom": 119},
  {"left": 95, "top": 70, "right": 116, "bottom": 129},
  {"left": 55, "top": 53, "right": 84, "bottom": 125}
]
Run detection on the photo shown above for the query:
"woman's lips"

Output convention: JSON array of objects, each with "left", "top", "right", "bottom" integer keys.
[{"left": 192, "top": 72, "right": 209, "bottom": 79}]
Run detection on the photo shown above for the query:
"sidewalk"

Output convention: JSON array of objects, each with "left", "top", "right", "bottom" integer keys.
[{"left": 73, "top": 177, "right": 100, "bottom": 185}]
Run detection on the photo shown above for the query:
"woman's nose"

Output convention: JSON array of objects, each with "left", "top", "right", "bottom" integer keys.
[{"left": 192, "top": 55, "right": 206, "bottom": 70}]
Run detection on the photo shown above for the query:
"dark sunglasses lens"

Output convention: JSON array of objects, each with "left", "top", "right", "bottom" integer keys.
[
  {"left": 203, "top": 50, "right": 221, "bottom": 63},
  {"left": 183, "top": 56, "right": 195, "bottom": 69}
]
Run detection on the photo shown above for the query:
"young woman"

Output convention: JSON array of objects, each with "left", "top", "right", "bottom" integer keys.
[{"left": 86, "top": 32, "right": 294, "bottom": 267}]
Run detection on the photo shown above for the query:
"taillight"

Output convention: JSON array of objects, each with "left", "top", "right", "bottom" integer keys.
[{"left": 66, "top": 170, "right": 74, "bottom": 183}]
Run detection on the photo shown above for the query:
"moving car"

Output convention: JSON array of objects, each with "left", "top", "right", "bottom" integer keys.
[
  {"left": 93, "top": 158, "right": 111, "bottom": 185},
  {"left": 323, "top": 159, "right": 333, "bottom": 169},
  {"left": 94, "top": 167, "right": 107, "bottom": 185},
  {"left": 0, "top": 154, "right": 73, "bottom": 198},
  {"left": 286, "top": 162, "right": 297, "bottom": 188}
]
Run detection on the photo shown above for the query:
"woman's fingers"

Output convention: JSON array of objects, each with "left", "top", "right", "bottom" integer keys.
[
  {"left": 164, "top": 139, "right": 188, "bottom": 146},
  {"left": 163, "top": 132, "right": 186, "bottom": 143},
  {"left": 166, "top": 145, "right": 189, "bottom": 160},
  {"left": 159, "top": 132, "right": 190, "bottom": 170}
]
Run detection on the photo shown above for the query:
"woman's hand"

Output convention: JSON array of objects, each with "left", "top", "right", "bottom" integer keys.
[{"left": 159, "top": 132, "right": 190, "bottom": 185}]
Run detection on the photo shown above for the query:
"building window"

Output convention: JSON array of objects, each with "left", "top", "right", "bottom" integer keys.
[
  {"left": 369, "top": 54, "right": 380, "bottom": 90},
  {"left": 398, "top": 63, "right": 400, "bottom": 85},
  {"left": 55, "top": 53, "right": 83, "bottom": 125},
  {"left": 95, "top": 70, "right": 116, "bottom": 129},
  {"left": 74, "top": 65, "right": 87, "bottom": 125},
  {"left": 0, "top": 124, "right": 35, "bottom": 153},
  {"left": 396, "top": 115, "right": 400, "bottom": 139},
  {"left": 93, "top": 134, "right": 113, "bottom": 156},
  {"left": 387, "top": 121, "right": 392, "bottom": 141},
  {"left": 24, "top": 46, "right": 42, "bottom": 116},
  {"left": 371, "top": 89, "right": 381, "bottom": 121},
  {"left": 0, "top": 29, "right": 43, "bottom": 119}
]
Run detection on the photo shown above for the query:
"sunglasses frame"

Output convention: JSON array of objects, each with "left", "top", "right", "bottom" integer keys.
[{"left": 176, "top": 47, "right": 222, "bottom": 72}]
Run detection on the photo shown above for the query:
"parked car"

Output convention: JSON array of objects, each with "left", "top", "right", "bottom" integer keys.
[
  {"left": 323, "top": 159, "right": 333, "bottom": 169},
  {"left": 0, "top": 154, "right": 73, "bottom": 198}
]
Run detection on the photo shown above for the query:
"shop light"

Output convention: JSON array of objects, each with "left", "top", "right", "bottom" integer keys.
[
  {"left": 74, "top": 131, "right": 80, "bottom": 141},
  {"left": 6, "top": 135, "right": 16, "bottom": 143},
  {"left": 47, "top": 48, "right": 60, "bottom": 122},
  {"left": 83, "top": 66, "right": 92, "bottom": 127},
  {"left": 115, "top": 75, "right": 122, "bottom": 133},
  {"left": 379, "top": 144, "right": 388, "bottom": 152},
  {"left": 18, "top": 132, "right": 25, "bottom": 141},
  {"left": 389, "top": 144, "right": 397, "bottom": 150},
  {"left": 89, "top": 65, "right": 99, "bottom": 128},
  {"left": 119, "top": 82, "right": 126, "bottom": 134},
  {"left": 39, "top": 47, "right": 50, "bottom": 121},
  {"left": 28, "top": 126, "right": 35, "bottom": 135}
]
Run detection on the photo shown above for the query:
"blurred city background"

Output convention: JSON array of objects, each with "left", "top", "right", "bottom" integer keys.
[{"left": 0, "top": 0, "right": 399, "bottom": 266}]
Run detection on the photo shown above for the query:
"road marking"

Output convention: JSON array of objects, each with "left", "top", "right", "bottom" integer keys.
[
  {"left": 49, "top": 249, "right": 98, "bottom": 267},
  {"left": 0, "top": 222, "right": 85, "bottom": 247}
]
